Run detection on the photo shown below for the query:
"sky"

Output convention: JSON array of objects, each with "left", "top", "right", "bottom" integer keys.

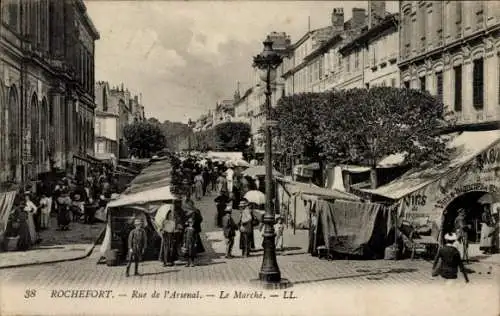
[{"left": 86, "top": 1, "right": 398, "bottom": 124}]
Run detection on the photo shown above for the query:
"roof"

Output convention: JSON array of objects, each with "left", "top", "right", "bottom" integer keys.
[
  {"left": 339, "top": 13, "right": 399, "bottom": 56},
  {"left": 304, "top": 32, "right": 344, "bottom": 62},
  {"left": 107, "top": 185, "right": 178, "bottom": 208},
  {"left": 361, "top": 130, "right": 500, "bottom": 200},
  {"left": 277, "top": 177, "right": 361, "bottom": 202}
]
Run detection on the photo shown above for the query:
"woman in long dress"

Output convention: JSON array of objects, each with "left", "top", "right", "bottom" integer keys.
[
  {"left": 160, "top": 209, "right": 176, "bottom": 266},
  {"left": 480, "top": 205, "right": 495, "bottom": 254},
  {"left": 24, "top": 193, "right": 38, "bottom": 244}
]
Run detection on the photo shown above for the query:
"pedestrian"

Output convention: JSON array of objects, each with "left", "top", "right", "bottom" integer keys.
[
  {"left": 432, "top": 233, "right": 469, "bottom": 283},
  {"left": 182, "top": 216, "right": 197, "bottom": 267},
  {"left": 454, "top": 208, "right": 469, "bottom": 262},
  {"left": 308, "top": 208, "right": 318, "bottom": 256},
  {"left": 275, "top": 216, "right": 284, "bottom": 251},
  {"left": 194, "top": 172, "right": 204, "bottom": 200},
  {"left": 214, "top": 194, "right": 230, "bottom": 228},
  {"left": 23, "top": 192, "right": 38, "bottom": 244},
  {"left": 480, "top": 204, "right": 495, "bottom": 254},
  {"left": 126, "top": 218, "right": 148, "bottom": 277},
  {"left": 159, "top": 207, "right": 176, "bottom": 266},
  {"left": 222, "top": 205, "right": 237, "bottom": 258},
  {"left": 39, "top": 193, "right": 52, "bottom": 230},
  {"left": 238, "top": 199, "right": 253, "bottom": 257},
  {"left": 56, "top": 189, "right": 71, "bottom": 231}
]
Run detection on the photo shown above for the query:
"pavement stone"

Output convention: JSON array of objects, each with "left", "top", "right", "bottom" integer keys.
[
  {"left": 0, "top": 193, "right": 498, "bottom": 289},
  {"left": 0, "top": 216, "right": 105, "bottom": 268}
]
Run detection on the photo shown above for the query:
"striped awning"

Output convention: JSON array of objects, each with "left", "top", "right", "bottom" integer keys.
[{"left": 0, "top": 190, "right": 18, "bottom": 236}]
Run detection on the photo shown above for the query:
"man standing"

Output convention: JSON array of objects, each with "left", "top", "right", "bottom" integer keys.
[
  {"left": 222, "top": 205, "right": 237, "bottom": 258},
  {"left": 126, "top": 218, "right": 147, "bottom": 277}
]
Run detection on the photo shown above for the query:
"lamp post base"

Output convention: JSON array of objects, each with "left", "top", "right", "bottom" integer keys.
[{"left": 250, "top": 278, "right": 293, "bottom": 290}]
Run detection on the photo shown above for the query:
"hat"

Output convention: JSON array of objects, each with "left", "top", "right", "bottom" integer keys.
[
  {"left": 134, "top": 218, "right": 143, "bottom": 225},
  {"left": 444, "top": 233, "right": 457, "bottom": 242},
  {"left": 239, "top": 198, "right": 249, "bottom": 207}
]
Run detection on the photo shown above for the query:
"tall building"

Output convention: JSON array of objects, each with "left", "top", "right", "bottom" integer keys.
[
  {"left": 94, "top": 82, "right": 145, "bottom": 159},
  {"left": 0, "top": 0, "right": 99, "bottom": 184},
  {"left": 399, "top": 1, "right": 500, "bottom": 128}
]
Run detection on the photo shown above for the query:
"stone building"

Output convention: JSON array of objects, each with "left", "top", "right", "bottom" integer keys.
[
  {"left": 94, "top": 82, "right": 145, "bottom": 159},
  {"left": 399, "top": 1, "right": 500, "bottom": 128},
  {"left": 0, "top": 0, "right": 99, "bottom": 184}
]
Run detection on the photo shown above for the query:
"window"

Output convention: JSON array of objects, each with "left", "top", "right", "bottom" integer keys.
[
  {"left": 473, "top": 58, "right": 484, "bottom": 109},
  {"left": 436, "top": 71, "right": 443, "bottom": 102},
  {"left": 403, "top": 81, "right": 410, "bottom": 89},
  {"left": 319, "top": 57, "right": 324, "bottom": 79},
  {"left": 476, "top": 2, "right": 484, "bottom": 29},
  {"left": 346, "top": 55, "right": 350, "bottom": 72},
  {"left": 455, "top": 2, "right": 462, "bottom": 38},
  {"left": 391, "top": 78, "right": 396, "bottom": 87},
  {"left": 2, "top": 2, "right": 19, "bottom": 30},
  {"left": 454, "top": 65, "right": 462, "bottom": 111},
  {"left": 420, "top": 76, "right": 426, "bottom": 91},
  {"left": 366, "top": 83, "right": 370, "bottom": 89},
  {"left": 354, "top": 51, "right": 360, "bottom": 70}
]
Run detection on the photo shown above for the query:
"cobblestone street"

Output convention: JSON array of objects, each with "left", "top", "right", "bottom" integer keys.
[{"left": 1, "top": 193, "right": 498, "bottom": 289}]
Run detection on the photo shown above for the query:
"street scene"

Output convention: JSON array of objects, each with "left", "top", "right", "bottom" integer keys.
[{"left": 1, "top": 1, "right": 500, "bottom": 316}]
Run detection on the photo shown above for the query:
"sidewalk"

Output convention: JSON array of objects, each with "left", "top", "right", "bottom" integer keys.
[{"left": 0, "top": 217, "right": 104, "bottom": 269}]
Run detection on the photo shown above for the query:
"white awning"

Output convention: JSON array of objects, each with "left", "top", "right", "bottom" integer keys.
[{"left": 361, "top": 130, "right": 500, "bottom": 200}]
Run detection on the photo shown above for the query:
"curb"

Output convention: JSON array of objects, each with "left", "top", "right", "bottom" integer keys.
[{"left": 0, "top": 228, "right": 105, "bottom": 270}]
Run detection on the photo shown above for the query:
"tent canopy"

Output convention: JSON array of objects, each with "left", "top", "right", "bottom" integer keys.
[
  {"left": 277, "top": 177, "right": 361, "bottom": 202},
  {"left": 361, "top": 130, "right": 500, "bottom": 200},
  {"left": 108, "top": 185, "right": 179, "bottom": 209},
  {"left": 244, "top": 165, "right": 283, "bottom": 178}
]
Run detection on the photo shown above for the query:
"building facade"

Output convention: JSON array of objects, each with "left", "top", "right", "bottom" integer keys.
[
  {"left": 94, "top": 81, "right": 145, "bottom": 159},
  {"left": 0, "top": 0, "right": 99, "bottom": 184},
  {"left": 339, "top": 13, "right": 399, "bottom": 90},
  {"left": 399, "top": 1, "right": 500, "bottom": 127}
]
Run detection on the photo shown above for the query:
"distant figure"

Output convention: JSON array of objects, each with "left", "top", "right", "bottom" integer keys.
[
  {"left": 238, "top": 199, "right": 254, "bottom": 257},
  {"left": 432, "top": 233, "right": 469, "bottom": 283},
  {"left": 275, "top": 216, "right": 284, "bottom": 251},
  {"left": 182, "top": 216, "right": 197, "bottom": 267},
  {"left": 222, "top": 205, "right": 237, "bottom": 258},
  {"left": 160, "top": 208, "right": 176, "bottom": 266},
  {"left": 194, "top": 173, "right": 204, "bottom": 200},
  {"left": 126, "top": 218, "right": 148, "bottom": 277},
  {"left": 454, "top": 208, "right": 469, "bottom": 263},
  {"left": 39, "top": 193, "right": 52, "bottom": 230}
]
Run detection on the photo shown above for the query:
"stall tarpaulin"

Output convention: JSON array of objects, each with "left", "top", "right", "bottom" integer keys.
[
  {"left": 314, "top": 199, "right": 389, "bottom": 258},
  {"left": 0, "top": 190, "right": 17, "bottom": 238},
  {"left": 99, "top": 185, "right": 180, "bottom": 257}
]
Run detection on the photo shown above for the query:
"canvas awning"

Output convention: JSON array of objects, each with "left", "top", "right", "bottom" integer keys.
[
  {"left": 108, "top": 185, "right": 179, "bottom": 209},
  {"left": 361, "top": 130, "right": 500, "bottom": 200},
  {"left": 277, "top": 178, "right": 361, "bottom": 202},
  {"left": 0, "top": 190, "right": 17, "bottom": 237}
]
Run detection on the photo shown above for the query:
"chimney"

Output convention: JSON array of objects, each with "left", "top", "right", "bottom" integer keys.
[
  {"left": 369, "top": 1, "right": 386, "bottom": 28},
  {"left": 351, "top": 8, "right": 367, "bottom": 30},
  {"left": 331, "top": 8, "right": 344, "bottom": 32}
]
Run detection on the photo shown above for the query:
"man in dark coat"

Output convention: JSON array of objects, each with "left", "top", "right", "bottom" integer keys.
[
  {"left": 222, "top": 205, "right": 237, "bottom": 258},
  {"left": 126, "top": 218, "right": 147, "bottom": 277}
]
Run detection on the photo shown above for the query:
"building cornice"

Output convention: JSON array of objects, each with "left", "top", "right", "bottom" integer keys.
[{"left": 75, "top": 0, "right": 100, "bottom": 40}]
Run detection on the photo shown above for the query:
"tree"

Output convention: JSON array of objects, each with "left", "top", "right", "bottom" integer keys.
[
  {"left": 213, "top": 122, "right": 252, "bottom": 152},
  {"left": 123, "top": 121, "right": 166, "bottom": 158},
  {"left": 316, "top": 87, "right": 450, "bottom": 188},
  {"left": 272, "top": 93, "right": 327, "bottom": 163}
]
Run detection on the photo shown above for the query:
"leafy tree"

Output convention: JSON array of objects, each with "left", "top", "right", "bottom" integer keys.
[
  {"left": 123, "top": 121, "right": 166, "bottom": 158},
  {"left": 316, "top": 87, "right": 450, "bottom": 188},
  {"left": 271, "top": 93, "right": 327, "bottom": 163},
  {"left": 213, "top": 122, "right": 252, "bottom": 152}
]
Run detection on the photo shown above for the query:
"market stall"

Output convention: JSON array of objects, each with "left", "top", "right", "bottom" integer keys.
[{"left": 360, "top": 130, "right": 500, "bottom": 250}]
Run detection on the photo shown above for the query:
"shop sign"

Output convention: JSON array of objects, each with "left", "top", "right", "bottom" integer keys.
[{"left": 398, "top": 144, "right": 500, "bottom": 226}]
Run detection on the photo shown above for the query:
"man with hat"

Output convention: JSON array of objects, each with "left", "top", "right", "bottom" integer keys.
[
  {"left": 238, "top": 198, "right": 254, "bottom": 257},
  {"left": 432, "top": 233, "right": 469, "bottom": 283},
  {"left": 126, "top": 218, "right": 148, "bottom": 277},
  {"left": 222, "top": 204, "right": 237, "bottom": 258}
]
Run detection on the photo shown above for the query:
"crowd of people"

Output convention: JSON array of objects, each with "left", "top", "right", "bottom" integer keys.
[
  {"left": 7, "top": 166, "right": 118, "bottom": 251},
  {"left": 124, "top": 155, "right": 286, "bottom": 276}
]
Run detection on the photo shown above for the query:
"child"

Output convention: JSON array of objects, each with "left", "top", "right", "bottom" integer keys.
[
  {"left": 183, "top": 216, "right": 197, "bottom": 267},
  {"left": 275, "top": 216, "right": 284, "bottom": 251},
  {"left": 126, "top": 218, "right": 148, "bottom": 277}
]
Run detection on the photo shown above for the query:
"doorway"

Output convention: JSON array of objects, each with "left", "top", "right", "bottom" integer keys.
[{"left": 442, "top": 191, "right": 488, "bottom": 243}]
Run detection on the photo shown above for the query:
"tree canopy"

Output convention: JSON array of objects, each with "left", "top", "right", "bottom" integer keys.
[
  {"left": 272, "top": 87, "right": 451, "bottom": 187},
  {"left": 123, "top": 120, "right": 166, "bottom": 158},
  {"left": 213, "top": 121, "right": 252, "bottom": 152}
]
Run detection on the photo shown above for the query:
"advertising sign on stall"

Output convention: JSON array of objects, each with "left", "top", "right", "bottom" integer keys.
[{"left": 398, "top": 141, "right": 500, "bottom": 228}]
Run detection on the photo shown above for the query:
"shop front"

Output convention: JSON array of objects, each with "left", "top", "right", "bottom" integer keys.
[{"left": 361, "top": 131, "right": 500, "bottom": 250}]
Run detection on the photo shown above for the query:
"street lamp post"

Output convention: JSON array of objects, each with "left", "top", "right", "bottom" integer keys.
[{"left": 253, "top": 37, "right": 289, "bottom": 287}]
